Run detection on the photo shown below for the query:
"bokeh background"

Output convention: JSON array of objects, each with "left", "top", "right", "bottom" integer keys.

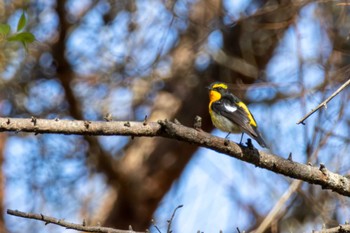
[{"left": 1, "top": 0, "right": 350, "bottom": 232}]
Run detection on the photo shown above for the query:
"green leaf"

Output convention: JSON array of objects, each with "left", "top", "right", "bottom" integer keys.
[
  {"left": 0, "top": 24, "right": 11, "bottom": 36},
  {"left": 17, "top": 11, "right": 27, "bottom": 32},
  {"left": 8, "top": 32, "right": 35, "bottom": 43},
  {"left": 22, "top": 41, "right": 28, "bottom": 52}
]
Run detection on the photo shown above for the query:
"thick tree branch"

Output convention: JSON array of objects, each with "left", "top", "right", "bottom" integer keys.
[
  {"left": 6, "top": 209, "right": 144, "bottom": 233},
  {"left": 0, "top": 117, "right": 162, "bottom": 136},
  {"left": 0, "top": 117, "right": 350, "bottom": 196}
]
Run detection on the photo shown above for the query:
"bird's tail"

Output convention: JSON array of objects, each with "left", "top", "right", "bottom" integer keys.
[{"left": 253, "top": 128, "right": 268, "bottom": 148}]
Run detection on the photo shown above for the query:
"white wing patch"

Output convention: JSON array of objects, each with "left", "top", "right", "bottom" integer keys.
[{"left": 223, "top": 103, "right": 237, "bottom": 112}]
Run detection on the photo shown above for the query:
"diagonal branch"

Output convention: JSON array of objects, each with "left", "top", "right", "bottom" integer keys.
[
  {"left": 297, "top": 78, "right": 350, "bottom": 124},
  {"left": 0, "top": 117, "right": 350, "bottom": 196},
  {"left": 6, "top": 209, "right": 144, "bottom": 233},
  {"left": 253, "top": 180, "right": 303, "bottom": 233}
]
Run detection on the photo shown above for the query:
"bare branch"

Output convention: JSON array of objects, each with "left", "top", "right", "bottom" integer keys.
[
  {"left": 313, "top": 224, "right": 350, "bottom": 233},
  {"left": 297, "top": 78, "right": 350, "bottom": 124},
  {"left": 0, "top": 117, "right": 162, "bottom": 136},
  {"left": 1, "top": 117, "right": 350, "bottom": 197},
  {"left": 6, "top": 209, "right": 145, "bottom": 233},
  {"left": 167, "top": 205, "right": 183, "bottom": 233},
  {"left": 253, "top": 180, "right": 302, "bottom": 233},
  {"left": 151, "top": 219, "right": 161, "bottom": 233}
]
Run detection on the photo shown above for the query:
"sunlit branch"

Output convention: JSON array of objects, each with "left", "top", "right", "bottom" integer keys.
[
  {"left": 6, "top": 209, "right": 145, "bottom": 233},
  {"left": 0, "top": 117, "right": 350, "bottom": 197},
  {"left": 313, "top": 223, "right": 350, "bottom": 233},
  {"left": 297, "top": 78, "right": 350, "bottom": 125}
]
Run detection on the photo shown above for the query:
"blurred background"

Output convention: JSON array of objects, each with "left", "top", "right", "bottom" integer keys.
[{"left": 1, "top": 0, "right": 350, "bottom": 232}]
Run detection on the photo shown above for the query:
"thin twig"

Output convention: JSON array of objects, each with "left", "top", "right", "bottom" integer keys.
[
  {"left": 167, "top": 205, "right": 183, "bottom": 233},
  {"left": 297, "top": 78, "right": 350, "bottom": 124},
  {"left": 6, "top": 209, "right": 144, "bottom": 233},
  {"left": 151, "top": 219, "right": 162, "bottom": 233}
]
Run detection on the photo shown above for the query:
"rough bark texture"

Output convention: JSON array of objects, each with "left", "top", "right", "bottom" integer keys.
[{"left": 1, "top": 117, "right": 350, "bottom": 197}]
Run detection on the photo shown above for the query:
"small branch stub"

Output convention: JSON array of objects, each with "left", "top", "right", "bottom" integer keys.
[
  {"left": 319, "top": 163, "right": 328, "bottom": 176},
  {"left": 173, "top": 118, "right": 181, "bottom": 125},
  {"left": 143, "top": 115, "right": 148, "bottom": 126},
  {"left": 84, "top": 121, "right": 91, "bottom": 129},
  {"left": 31, "top": 116, "right": 37, "bottom": 126},
  {"left": 193, "top": 115, "right": 202, "bottom": 129},
  {"left": 104, "top": 113, "right": 112, "bottom": 122}
]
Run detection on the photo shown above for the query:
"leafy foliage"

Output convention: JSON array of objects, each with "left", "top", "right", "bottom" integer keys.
[
  {"left": 17, "top": 11, "right": 27, "bottom": 32},
  {"left": 0, "top": 24, "right": 10, "bottom": 36},
  {"left": 1, "top": 10, "right": 35, "bottom": 49}
]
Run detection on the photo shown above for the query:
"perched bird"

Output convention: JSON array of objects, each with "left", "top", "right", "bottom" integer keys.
[{"left": 208, "top": 82, "right": 267, "bottom": 148}]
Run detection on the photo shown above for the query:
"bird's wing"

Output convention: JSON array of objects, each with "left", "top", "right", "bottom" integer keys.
[{"left": 211, "top": 95, "right": 258, "bottom": 138}]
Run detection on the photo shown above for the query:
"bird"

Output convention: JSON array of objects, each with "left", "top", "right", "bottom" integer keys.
[{"left": 208, "top": 82, "right": 267, "bottom": 148}]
